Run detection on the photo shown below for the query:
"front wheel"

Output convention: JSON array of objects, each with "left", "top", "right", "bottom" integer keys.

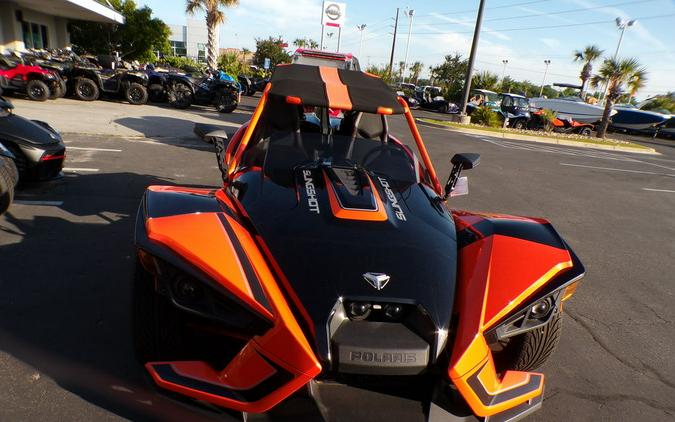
[
  {"left": 512, "top": 119, "right": 527, "bottom": 130},
  {"left": 0, "top": 156, "right": 18, "bottom": 215},
  {"left": 216, "top": 91, "right": 238, "bottom": 113},
  {"left": 492, "top": 312, "right": 563, "bottom": 372},
  {"left": 578, "top": 127, "right": 593, "bottom": 137},
  {"left": 26, "top": 80, "right": 50, "bottom": 101},
  {"left": 168, "top": 82, "right": 193, "bottom": 109},
  {"left": 125, "top": 82, "right": 148, "bottom": 105}
]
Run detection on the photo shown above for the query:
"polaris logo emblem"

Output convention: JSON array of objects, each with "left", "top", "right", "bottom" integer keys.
[
  {"left": 363, "top": 272, "right": 390, "bottom": 290},
  {"left": 377, "top": 177, "right": 406, "bottom": 221},
  {"left": 349, "top": 351, "right": 416, "bottom": 364},
  {"left": 303, "top": 170, "right": 320, "bottom": 214}
]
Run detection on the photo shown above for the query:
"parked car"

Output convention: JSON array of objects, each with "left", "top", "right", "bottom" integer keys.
[
  {"left": 466, "top": 89, "right": 501, "bottom": 114},
  {"left": 0, "top": 142, "right": 18, "bottom": 215},
  {"left": 414, "top": 85, "right": 459, "bottom": 113},
  {"left": 499, "top": 93, "right": 530, "bottom": 129},
  {"left": 166, "top": 70, "right": 239, "bottom": 113},
  {"left": 132, "top": 63, "right": 585, "bottom": 421},
  {"left": 291, "top": 48, "right": 361, "bottom": 70},
  {"left": 0, "top": 54, "right": 63, "bottom": 101},
  {"left": 0, "top": 91, "right": 65, "bottom": 180}
]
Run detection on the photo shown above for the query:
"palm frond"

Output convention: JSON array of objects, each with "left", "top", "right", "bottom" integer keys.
[{"left": 186, "top": 0, "right": 204, "bottom": 15}]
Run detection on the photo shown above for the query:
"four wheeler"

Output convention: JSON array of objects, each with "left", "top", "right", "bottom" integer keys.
[
  {"left": 0, "top": 90, "right": 66, "bottom": 180},
  {"left": 414, "top": 85, "right": 459, "bottom": 113},
  {"left": 499, "top": 93, "right": 531, "bottom": 129},
  {"left": 71, "top": 67, "right": 149, "bottom": 105},
  {"left": 166, "top": 70, "right": 240, "bottom": 113},
  {"left": 0, "top": 141, "right": 18, "bottom": 215},
  {"left": 528, "top": 108, "right": 594, "bottom": 136},
  {"left": 132, "top": 63, "right": 585, "bottom": 421},
  {"left": 0, "top": 54, "right": 63, "bottom": 101}
]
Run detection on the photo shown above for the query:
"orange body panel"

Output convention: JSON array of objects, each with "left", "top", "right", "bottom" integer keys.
[
  {"left": 144, "top": 209, "right": 321, "bottom": 413},
  {"left": 324, "top": 170, "right": 388, "bottom": 222},
  {"left": 229, "top": 84, "right": 271, "bottom": 176}
]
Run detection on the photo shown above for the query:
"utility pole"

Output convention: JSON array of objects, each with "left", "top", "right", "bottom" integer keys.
[
  {"left": 539, "top": 59, "right": 551, "bottom": 97},
  {"left": 402, "top": 9, "right": 415, "bottom": 83},
  {"left": 337, "top": 27, "right": 342, "bottom": 52},
  {"left": 388, "top": 8, "right": 399, "bottom": 80},
  {"left": 320, "top": 25, "right": 324, "bottom": 50},
  {"left": 356, "top": 24, "right": 367, "bottom": 57},
  {"left": 460, "top": 0, "right": 487, "bottom": 116}
]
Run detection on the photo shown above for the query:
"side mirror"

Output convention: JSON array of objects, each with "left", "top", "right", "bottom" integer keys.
[
  {"left": 444, "top": 153, "right": 480, "bottom": 200},
  {"left": 211, "top": 132, "right": 230, "bottom": 184}
]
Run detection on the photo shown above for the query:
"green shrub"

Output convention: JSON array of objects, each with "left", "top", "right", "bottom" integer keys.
[
  {"left": 158, "top": 56, "right": 204, "bottom": 74},
  {"left": 538, "top": 108, "right": 558, "bottom": 132},
  {"left": 471, "top": 106, "right": 502, "bottom": 127}
]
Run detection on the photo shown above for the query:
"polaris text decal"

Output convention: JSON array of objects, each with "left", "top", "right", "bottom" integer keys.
[
  {"left": 350, "top": 351, "right": 416, "bottom": 364},
  {"left": 377, "top": 177, "right": 406, "bottom": 221},
  {"left": 303, "top": 170, "right": 320, "bottom": 214}
]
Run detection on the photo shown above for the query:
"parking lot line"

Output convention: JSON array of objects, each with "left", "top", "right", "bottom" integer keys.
[
  {"left": 63, "top": 167, "right": 100, "bottom": 172},
  {"left": 67, "top": 147, "right": 122, "bottom": 152},
  {"left": 13, "top": 200, "right": 64, "bottom": 206},
  {"left": 559, "top": 162, "right": 675, "bottom": 177},
  {"left": 642, "top": 188, "right": 675, "bottom": 193}
]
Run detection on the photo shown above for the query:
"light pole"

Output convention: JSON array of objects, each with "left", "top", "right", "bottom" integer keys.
[
  {"left": 600, "top": 17, "right": 636, "bottom": 103},
  {"left": 356, "top": 24, "right": 367, "bottom": 57},
  {"left": 501, "top": 59, "right": 509, "bottom": 81},
  {"left": 539, "top": 59, "right": 551, "bottom": 97},
  {"left": 401, "top": 9, "right": 415, "bottom": 83},
  {"left": 460, "top": 0, "right": 487, "bottom": 116}
]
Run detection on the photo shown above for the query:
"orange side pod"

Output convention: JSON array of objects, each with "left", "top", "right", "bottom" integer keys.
[
  {"left": 448, "top": 214, "right": 572, "bottom": 417},
  {"left": 144, "top": 211, "right": 321, "bottom": 413}
]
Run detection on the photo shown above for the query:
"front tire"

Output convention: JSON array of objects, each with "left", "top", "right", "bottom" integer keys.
[
  {"left": 74, "top": 77, "right": 99, "bottom": 101},
  {"left": 168, "top": 82, "right": 192, "bottom": 109},
  {"left": 217, "top": 92, "right": 238, "bottom": 113},
  {"left": 578, "top": 127, "right": 593, "bottom": 137},
  {"left": 492, "top": 312, "right": 563, "bottom": 372},
  {"left": 26, "top": 80, "right": 50, "bottom": 101},
  {"left": 512, "top": 119, "right": 526, "bottom": 130},
  {"left": 125, "top": 82, "right": 148, "bottom": 105}
]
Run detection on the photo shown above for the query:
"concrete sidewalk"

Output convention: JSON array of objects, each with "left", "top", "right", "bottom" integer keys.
[{"left": 7, "top": 97, "right": 249, "bottom": 139}]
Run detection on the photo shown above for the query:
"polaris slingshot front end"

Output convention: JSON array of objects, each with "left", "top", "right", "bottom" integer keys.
[{"left": 132, "top": 64, "right": 585, "bottom": 421}]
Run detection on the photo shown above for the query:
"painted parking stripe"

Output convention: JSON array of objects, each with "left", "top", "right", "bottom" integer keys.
[
  {"left": 642, "top": 188, "right": 675, "bottom": 193},
  {"left": 63, "top": 167, "right": 100, "bottom": 172},
  {"left": 67, "top": 147, "right": 122, "bottom": 152},
  {"left": 13, "top": 200, "right": 64, "bottom": 206},
  {"left": 559, "top": 163, "right": 675, "bottom": 177}
]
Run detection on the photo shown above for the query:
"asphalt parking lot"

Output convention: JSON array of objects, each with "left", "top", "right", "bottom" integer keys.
[{"left": 1, "top": 96, "right": 674, "bottom": 421}]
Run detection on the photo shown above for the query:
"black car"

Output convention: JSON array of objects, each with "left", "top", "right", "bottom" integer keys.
[
  {"left": 0, "top": 141, "right": 18, "bottom": 215},
  {"left": 166, "top": 71, "right": 239, "bottom": 113},
  {"left": 414, "top": 85, "right": 458, "bottom": 113},
  {"left": 499, "top": 93, "right": 531, "bottom": 129},
  {"left": 0, "top": 92, "right": 65, "bottom": 180}
]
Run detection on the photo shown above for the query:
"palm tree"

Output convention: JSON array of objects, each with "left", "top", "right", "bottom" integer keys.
[
  {"left": 293, "top": 38, "right": 306, "bottom": 48},
  {"left": 472, "top": 70, "right": 499, "bottom": 91},
  {"left": 409, "top": 61, "right": 423, "bottom": 84},
  {"left": 186, "top": 0, "right": 239, "bottom": 70},
  {"left": 590, "top": 57, "right": 647, "bottom": 138},
  {"left": 573, "top": 45, "right": 603, "bottom": 98}
]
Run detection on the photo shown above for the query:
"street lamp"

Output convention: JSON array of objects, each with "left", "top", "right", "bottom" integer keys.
[
  {"left": 401, "top": 9, "right": 415, "bottom": 83},
  {"left": 600, "top": 17, "right": 636, "bottom": 103},
  {"left": 356, "top": 24, "right": 367, "bottom": 57},
  {"left": 539, "top": 59, "right": 551, "bottom": 97},
  {"left": 501, "top": 59, "right": 509, "bottom": 81}
]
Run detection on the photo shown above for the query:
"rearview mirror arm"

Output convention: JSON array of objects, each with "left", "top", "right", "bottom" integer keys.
[{"left": 443, "top": 163, "right": 464, "bottom": 200}]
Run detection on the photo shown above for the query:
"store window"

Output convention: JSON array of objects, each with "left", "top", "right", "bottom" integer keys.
[
  {"left": 170, "top": 40, "right": 187, "bottom": 57},
  {"left": 197, "top": 43, "right": 206, "bottom": 62},
  {"left": 22, "top": 22, "right": 49, "bottom": 49}
]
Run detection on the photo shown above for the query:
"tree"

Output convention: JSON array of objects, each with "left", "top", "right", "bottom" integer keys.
[
  {"left": 253, "top": 36, "right": 290, "bottom": 69},
  {"left": 69, "top": 0, "right": 170, "bottom": 62},
  {"left": 590, "top": 57, "right": 647, "bottom": 138},
  {"left": 431, "top": 53, "right": 468, "bottom": 101},
  {"left": 293, "top": 38, "right": 319, "bottom": 49},
  {"left": 365, "top": 64, "right": 392, "bottom": 84},
  {"left": 472, "top": 71, "right": 499, "bottom": 91},
  {"left": 186, "top": 0, "right": 239, "bottom": 69},
  {"left": 409, "top": 61, "right": 423, "bottom": 84},
  {"left": 217, "top": 52, "right": 247, "bottom": 75},
  {"left": 573, "top": 45, "right": 604, "bottom": 98},
  {"left": 641, "top": 92, "right": 675, "bottom": 113},
  {"left": 500, "top": 75, "right": 515, "bottom": 93}
]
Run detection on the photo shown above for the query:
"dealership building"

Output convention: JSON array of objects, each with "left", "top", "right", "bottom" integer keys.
[
  {"left": 167, "top": 19, "right": 209, "bottom": 62},
  {"left": 0, "top": 0, "right": 124, "bottom": 53}
]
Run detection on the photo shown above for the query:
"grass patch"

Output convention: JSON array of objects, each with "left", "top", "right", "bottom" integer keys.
[{"left": 420, "top": 118, "right": 652, "bottom": 150}]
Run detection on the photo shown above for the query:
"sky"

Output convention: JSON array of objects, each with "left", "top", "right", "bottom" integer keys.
[{"left": 137, "top": 0, "right": 675, "bottom": 99}]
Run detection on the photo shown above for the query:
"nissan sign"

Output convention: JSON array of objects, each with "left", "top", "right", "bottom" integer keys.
[{"left": 321, "top": 1, "right": 346, "bottom": 28}]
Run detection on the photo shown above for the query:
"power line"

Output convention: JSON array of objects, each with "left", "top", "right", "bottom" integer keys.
[
  {"left": 416, "top": 0, "right": 657, "bottom": 26},
  {"left": 409, "top": 12, "right": 675, "bottom": 35},
  {"left": 414, "top": 0, "right": 554, "bottom": 19}
]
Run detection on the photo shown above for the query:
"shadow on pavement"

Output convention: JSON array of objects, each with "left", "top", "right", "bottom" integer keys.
[{"left": 0, "top": 171, "right": 237, "bottom": 422}]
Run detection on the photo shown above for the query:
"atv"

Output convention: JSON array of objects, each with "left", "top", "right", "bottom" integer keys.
[
  {"left": 133, "top": 64, "right": 585, "bottom": 421},
  {"left": 0, "top": 54, "right": 63, "bottom": 101},
  {"left": 71, "top": 66, "right": 149, "bottom": 105},
  {"left": 528, "top": 108, "right": 594, "bottom": 136},
  {"left": 166, "top": 70, "right": 240, "bottom": 113}
]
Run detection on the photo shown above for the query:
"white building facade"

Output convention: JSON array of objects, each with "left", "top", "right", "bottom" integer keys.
[
  {"left": 168, "top": 19, "right": 209, "bottom": 62},
  {"left": 0, "top": 0, "right": 124, "bottom": 53}
]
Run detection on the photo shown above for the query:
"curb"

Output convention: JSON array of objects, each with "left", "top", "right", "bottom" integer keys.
[{"left": 416, "top": 119, "right": 660, "bottom": 155}]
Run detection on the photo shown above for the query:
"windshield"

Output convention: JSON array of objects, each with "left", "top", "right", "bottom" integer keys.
[{"left": 292, "top": 55, "right": 353, "bottom": 70}]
